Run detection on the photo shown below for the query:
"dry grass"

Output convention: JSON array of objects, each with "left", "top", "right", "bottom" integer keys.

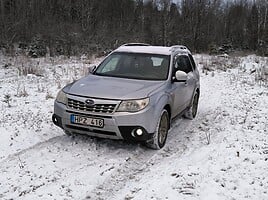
[
  {"left": 14, "top": 56, "right": 44, "bottom": 76},
  {"left": 198, "top": 55, "right": 268, "bottom": 87},
  {"left": 45, "top": 90, "right": 54, "bottom": 100},
  {"left": 3, "top": 94, "right": 12, "bottom": 107},
  {"left": 199, "top": 55, "right": 241, "bottom": 72}
]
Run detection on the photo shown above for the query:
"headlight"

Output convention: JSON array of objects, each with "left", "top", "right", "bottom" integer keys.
[
  {"left": 117, "top": 98, "right": 149, "bottom": 112},
  {"left": 56, "top": 90, "right": 67, "bottom": 105}
]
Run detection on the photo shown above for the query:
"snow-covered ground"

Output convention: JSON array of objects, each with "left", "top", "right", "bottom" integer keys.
[{"left": 0, "top": 53, "right": 267, "bottom": 200}]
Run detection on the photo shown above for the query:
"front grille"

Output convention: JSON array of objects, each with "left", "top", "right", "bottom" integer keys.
[{"left": 68, "top": 98, "right": 116, "bottom": 114}]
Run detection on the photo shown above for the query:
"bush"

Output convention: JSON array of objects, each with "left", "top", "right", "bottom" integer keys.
[{"left": 28, "top": 36, "right": 47, "bottom": 58}]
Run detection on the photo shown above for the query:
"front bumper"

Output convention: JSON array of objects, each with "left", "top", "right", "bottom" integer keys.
[{"left": 52, "top": 97, "right": 157, "bottom": 142}]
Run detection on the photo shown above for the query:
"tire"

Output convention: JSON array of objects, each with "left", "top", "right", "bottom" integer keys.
[
  {"left": 146, "top": 109, "right": 170, "bottom": 150},
  {"left": 64, "top": 130, "right": 72, "bottom": 136},
  {"left": 184, "top": 91, "right": 199, "bottom": 120}
]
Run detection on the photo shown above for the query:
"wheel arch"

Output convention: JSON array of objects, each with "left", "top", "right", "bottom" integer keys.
[
  {"left": 150, "top": 93, "right": 171, "bottom": 132},
  {"left": 191, "top": 86, "right": 200, "bottom": 104}
]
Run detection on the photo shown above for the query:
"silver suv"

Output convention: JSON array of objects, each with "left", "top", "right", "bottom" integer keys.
[{"left": 52, "top": 43, "right": 200, "bottom": 149}]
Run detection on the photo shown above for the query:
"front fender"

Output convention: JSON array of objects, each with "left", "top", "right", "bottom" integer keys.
[{"left": 149, "top": 93, "right": 172, "bottom": 132}]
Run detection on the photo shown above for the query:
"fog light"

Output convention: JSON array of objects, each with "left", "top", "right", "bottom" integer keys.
[{"left": 136, "top": 128, "right": 143, "bottom": 136}]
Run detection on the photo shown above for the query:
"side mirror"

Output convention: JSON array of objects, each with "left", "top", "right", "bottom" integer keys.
[
  {"left": 175, "top": 70, "right": 187, "bottom": 82},
  {"left": 88, "top": 65, "right": 96, "bottom": 74}
]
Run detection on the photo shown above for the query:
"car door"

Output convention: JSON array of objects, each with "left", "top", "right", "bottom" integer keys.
[{"left": 171, "top": 54, "right": 195, "bottom": 116}]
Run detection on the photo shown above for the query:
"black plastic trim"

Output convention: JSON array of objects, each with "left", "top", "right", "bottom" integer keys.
[
  {"left": 52, "top": 114, "right": 63, "bottom": 129},
  {"left": 119, "top": 126, "right": 153, "bottom": 142},
  {"left": 65, "top": 125, "right": 116, "bottom": 136}
]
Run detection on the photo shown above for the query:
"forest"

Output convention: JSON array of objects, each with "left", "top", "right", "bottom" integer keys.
[{"left": 0, "top": 0, "right": 267, "bottom": 56}]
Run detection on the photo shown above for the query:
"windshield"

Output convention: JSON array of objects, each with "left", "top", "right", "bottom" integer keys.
[{"left": 94, "top": 52, "right": 170, "bottom": 80}]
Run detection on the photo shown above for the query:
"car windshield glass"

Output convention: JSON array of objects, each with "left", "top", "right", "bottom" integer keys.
[{"left": 94, "top": 52, "right": 170, "bottom": 80}]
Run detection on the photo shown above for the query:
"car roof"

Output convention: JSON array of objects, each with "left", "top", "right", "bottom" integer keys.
[{"left": 114, "top": 44, "right": 191, "bottom": 56}]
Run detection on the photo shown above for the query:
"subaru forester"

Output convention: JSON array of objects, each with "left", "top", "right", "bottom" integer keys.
[{"left": 52, "top": 43, "right": 200, "bottom": 149}]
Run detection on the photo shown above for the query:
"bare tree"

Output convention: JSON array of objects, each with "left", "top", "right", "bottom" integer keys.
[{"left": 0, "top": 0, "right": 266, "bottom": 55}]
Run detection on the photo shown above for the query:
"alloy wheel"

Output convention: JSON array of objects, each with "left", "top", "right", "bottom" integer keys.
[{"left": 158, "top": 111, "right": 169, "bottom": 147}]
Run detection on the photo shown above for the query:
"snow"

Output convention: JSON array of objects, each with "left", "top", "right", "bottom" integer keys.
[
  {"left": 116, "top": 45, "right": 185, "bottom": 55},
  {"left": 0, "top": 54, "right": 267, "bottom": 200}
]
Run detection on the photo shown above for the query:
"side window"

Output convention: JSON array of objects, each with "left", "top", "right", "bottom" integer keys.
[{"left": 175, "top": 55, "right": 193, "bottom": 74}]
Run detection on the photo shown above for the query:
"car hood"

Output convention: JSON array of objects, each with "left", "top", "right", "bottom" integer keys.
[{"left": 65, "top": 75, "right": 166, "bottom": 100}]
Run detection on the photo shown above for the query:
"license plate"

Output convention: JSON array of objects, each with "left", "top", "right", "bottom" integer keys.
[{"left": 70, "top": 115, "right": 104, "bottom": 128}]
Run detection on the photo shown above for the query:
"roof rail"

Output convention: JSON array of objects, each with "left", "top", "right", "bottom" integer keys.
[
  {"left": 170, "top": 45, "right": 190, "bottom": 52},
  {"left": 121, "top": 43, "right": 150, "bottom": 47}
]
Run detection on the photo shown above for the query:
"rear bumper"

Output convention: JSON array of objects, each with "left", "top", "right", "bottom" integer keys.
[{"left": 52, "top": 100, "right": 156, "bottom": 142}]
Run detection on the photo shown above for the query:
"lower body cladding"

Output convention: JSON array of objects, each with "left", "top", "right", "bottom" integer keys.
[{"left": 52, "top": 102, "right": 156, "bottom": 142}]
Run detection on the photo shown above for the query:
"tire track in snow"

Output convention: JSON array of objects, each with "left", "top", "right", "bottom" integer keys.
[
  {"left": 0, "top": 134, "right": 148, "bottom": 199},
  {"left": 0, "top": 135, "right": 64, "bottom": 164},
  {"left": 0, "top": 118, "right": 200, "bottom": 200},
  {"left": 85, "top": 116, "right": 202, "bottom": 200}
]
